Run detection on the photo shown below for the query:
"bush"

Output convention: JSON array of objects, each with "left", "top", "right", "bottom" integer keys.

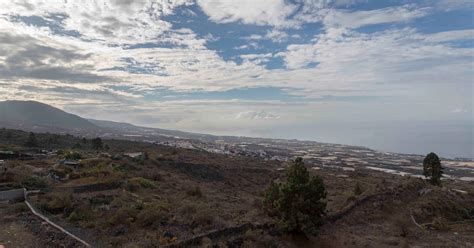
[
  {"left": 178, "top": 201, "right": 198, "bottom": 216},
  {"left": 192, "top": 209, "right": 214, "bottom": 227},
  {"left": 13, "top": 202, "right": 28, "bottom": 213},
  {"left": 353, "top": 182, "right": 362, "bottom": 195},
  {"left": 136, "top": 203, "right": 169, "bottom": 227},
  {"left": 125, "top": 177, "right": 156, "bottom": 192},
  {"left": 22, "top": 175, "right": 48, "bottom": 189},
  {"left": 64, "top": 151, "right": 82, "bottom": 160},
  {"left": 44, "top": 192, "right": 73, "bottom": 213},
  {"left": 432, "top": 216, "right": 450, "bottom": 231},
  {"left": 186, "top": 186, "right": 203, "bottom": 198},
  {"left": 68, "top": 207, "right": 92, "bottom": 222},
  {"left": 264, "top": 157, "right": 327, "bottom": 236},
  {"left": 108, "top": 206, "right": 139, "bottom": 226},
  {"left": 394, "top": 217, "right": 411, "bottom": 237}
]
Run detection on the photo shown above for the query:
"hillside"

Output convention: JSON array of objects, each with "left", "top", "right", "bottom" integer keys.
[
  {"left": 0, "top": 100, "right": 98, "bottom": 131},
  {"left": 0, "top": 129, "right": 473, "bottom": 247},
  {"left": 0, "top": 100, "right": 218, "bottom": 141}
]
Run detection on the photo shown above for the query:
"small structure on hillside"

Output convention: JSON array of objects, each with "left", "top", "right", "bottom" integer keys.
[
  {"left": 99, "top": 152, "right": 111, "bottom": 158},
  {"left": 124, "top": 152, "right": 144, "bottom": 160},
  {"left": 49, "top": 169, "right": 68, "bottom": 181},
  {"left": 0, "top": 188, "right": 25, "bottom": 202},
  {"left": 0, "top": 151, "right": 17, "bottom": 159},
  {"left": 59, "top": 159, "right": 80, "bottom": 168}
]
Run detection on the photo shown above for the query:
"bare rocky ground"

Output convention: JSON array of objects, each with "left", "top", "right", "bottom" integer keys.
[{"left": 0, "top": 202, "right": 85, "bottom": 248}]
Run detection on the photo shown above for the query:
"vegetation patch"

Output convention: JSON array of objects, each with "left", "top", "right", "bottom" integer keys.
[{"left": 125, "top": 177, "right": 156, "bottom": 192}]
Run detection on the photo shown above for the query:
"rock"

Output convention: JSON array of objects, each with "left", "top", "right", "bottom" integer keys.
[
  {"left": 418, "top": 188, "right": 432, "bottom": 196},
  {"left": 113, "top": 226, "right": 128, "bottom": 236},
  {"left": 163, "top": 230, "right": 174, "bottom": 238}
]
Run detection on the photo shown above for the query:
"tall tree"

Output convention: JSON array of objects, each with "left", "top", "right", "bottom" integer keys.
[
  {"left": 91, "top": 137, "right": 103, "bottom": 151},
  {"left": 264, "top": 157, "right": 327, "bottom": 235},
  {"left": 25, "top": 132, "right": 38, "bottom": 147},
  {"left": 423, "top": 152, "right": 443, "bottom": 186}
]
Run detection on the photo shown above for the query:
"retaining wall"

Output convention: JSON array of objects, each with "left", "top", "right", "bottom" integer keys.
[{"left": 0, "top": 188, "right": 25, "bottom": 201}]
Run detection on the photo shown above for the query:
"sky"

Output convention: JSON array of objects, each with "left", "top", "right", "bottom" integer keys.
[{"left": 0, "top": 0, "right": 473, "bottom": 158}]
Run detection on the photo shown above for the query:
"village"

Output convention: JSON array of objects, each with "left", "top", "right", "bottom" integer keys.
[{"left": 154, "top": 137, "right": 474, "bottom": 182}]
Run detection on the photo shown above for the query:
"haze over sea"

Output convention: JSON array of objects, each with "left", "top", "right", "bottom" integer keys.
[{"left": 270, "top": 120, "right": 473, "bottom": 159}]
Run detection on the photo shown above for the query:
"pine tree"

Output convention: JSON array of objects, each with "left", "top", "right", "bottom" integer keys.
[
  {"left": 423, "top": 152, "right": 443, "bottom": 186},
  {"left": 264, "top": 157, "right": 327, "bottom": 235},
  {"left": 91, "top": 137, "right": 103, "bottom": 150},
  {"left": 25, "top": 132, "right": 38, "bottom": 147}
]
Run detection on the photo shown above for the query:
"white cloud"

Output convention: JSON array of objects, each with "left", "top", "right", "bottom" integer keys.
[
  {"left": 0, "top": 0, "right": 194, "bottom": 45},
  {"left": 235, "top": 110, "right": 280, "bottom": 120},
  {"left": 0, "top": 0, "right": 471, "bottom": 143},
  {"left": 264, "top": 29, "right": 289, "bottom": 42},
  {"left": 240, "top": 53, "right": 273, "bottom": 65},
  {"left": 425, "top": 29, "right": 474, "bottom": 42},
  {"left": 197, "top": 0, "right": 300, "bottom": 28},
  {"left": 322, "top": 5, "right": 429, "bottom": 29}
]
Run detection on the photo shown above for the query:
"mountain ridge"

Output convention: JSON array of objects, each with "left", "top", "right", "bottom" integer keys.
[{"left": 0, "top": 100, "right": 99, "bottom": 131}]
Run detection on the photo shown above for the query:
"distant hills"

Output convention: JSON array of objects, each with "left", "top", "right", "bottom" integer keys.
[
  {"left": 0, "top": 100, "right": 98, "bottom": 131},
  {"left": 0, "top": 100, "right": 301, "bottom": 144},
  {"left": 0, "top": 100, "right": 213, "bottom": 141}
]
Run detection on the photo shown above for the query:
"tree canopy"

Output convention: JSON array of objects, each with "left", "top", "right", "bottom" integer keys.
[
  {"left": 91, "top": 137, "right": 103, "bottom": 151},
  {"left": 423, "top": 152, "right": 443, "bottom": 186},
  {"left": 264, "top": 157, "right": 327, "bottom": 236},
  {"left": 25, "top": 132, "right": 38, "bottom": 147}
]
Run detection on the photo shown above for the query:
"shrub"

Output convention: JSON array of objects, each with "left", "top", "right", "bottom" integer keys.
[
  {"left": 394, "top": 217, "right": 411, "bottom": 237},
  {"left": 136, "top": 203, "right": 169, "bottom": 227},
  {"left": 22, "top": 175, "right": 48, "bottom": 189},
  {"left": 13, "top": 202, "right": 28, "bottom": 213},
  {"left": 64, "top": 151, "right": 82, "bottom": 160},
  {"left": 108, "top": 206, "right": 139, "bottom": 226},
  {"left": 125, "top": 177, "right": 156, "bottom": 192},
  {"left": 192, "top": 209, "right": 214, "bottom": 227},
  {"left": 68, "top": 207, "right": 92, "bottom": 222},
  {"left": 186, "top": 186, "right": 203, "bottom": 198},
  {"left": 44, "top": 192, "right": 73, "bottom": 213},
  {"left": 264, "top": 157, "right": 327, "bottom": 236},
  {"left": 178, "top": 202, "right": 198, "bottom": 216},
  {"left": 423, "top": 152, "right": 443, "bottom": 186},
  {"left": 432, "top": 216, "right": 450, "bottom": 231},
  {"left": 353, "top": 182, "right": 362, "bottom": 195}
]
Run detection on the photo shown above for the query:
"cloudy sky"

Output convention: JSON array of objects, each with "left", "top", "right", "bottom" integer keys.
[{"left": 0, "top": 0, "right": 473, "bottom": 157}]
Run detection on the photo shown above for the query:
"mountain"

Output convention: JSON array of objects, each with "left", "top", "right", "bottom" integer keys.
[
  {"left": 0, "top": 100, "right": 210, "bottom": 141},
  {"left": 0, "top": 100, "right": 99, "bottom": 132},
  {"left": 0, "top": 100, "right": 274, "bottom": 143}
]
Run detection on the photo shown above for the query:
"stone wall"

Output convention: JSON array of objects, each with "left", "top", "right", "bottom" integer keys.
[{"left": 0, "top": 188, "right": 25, "bottom": 201}]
